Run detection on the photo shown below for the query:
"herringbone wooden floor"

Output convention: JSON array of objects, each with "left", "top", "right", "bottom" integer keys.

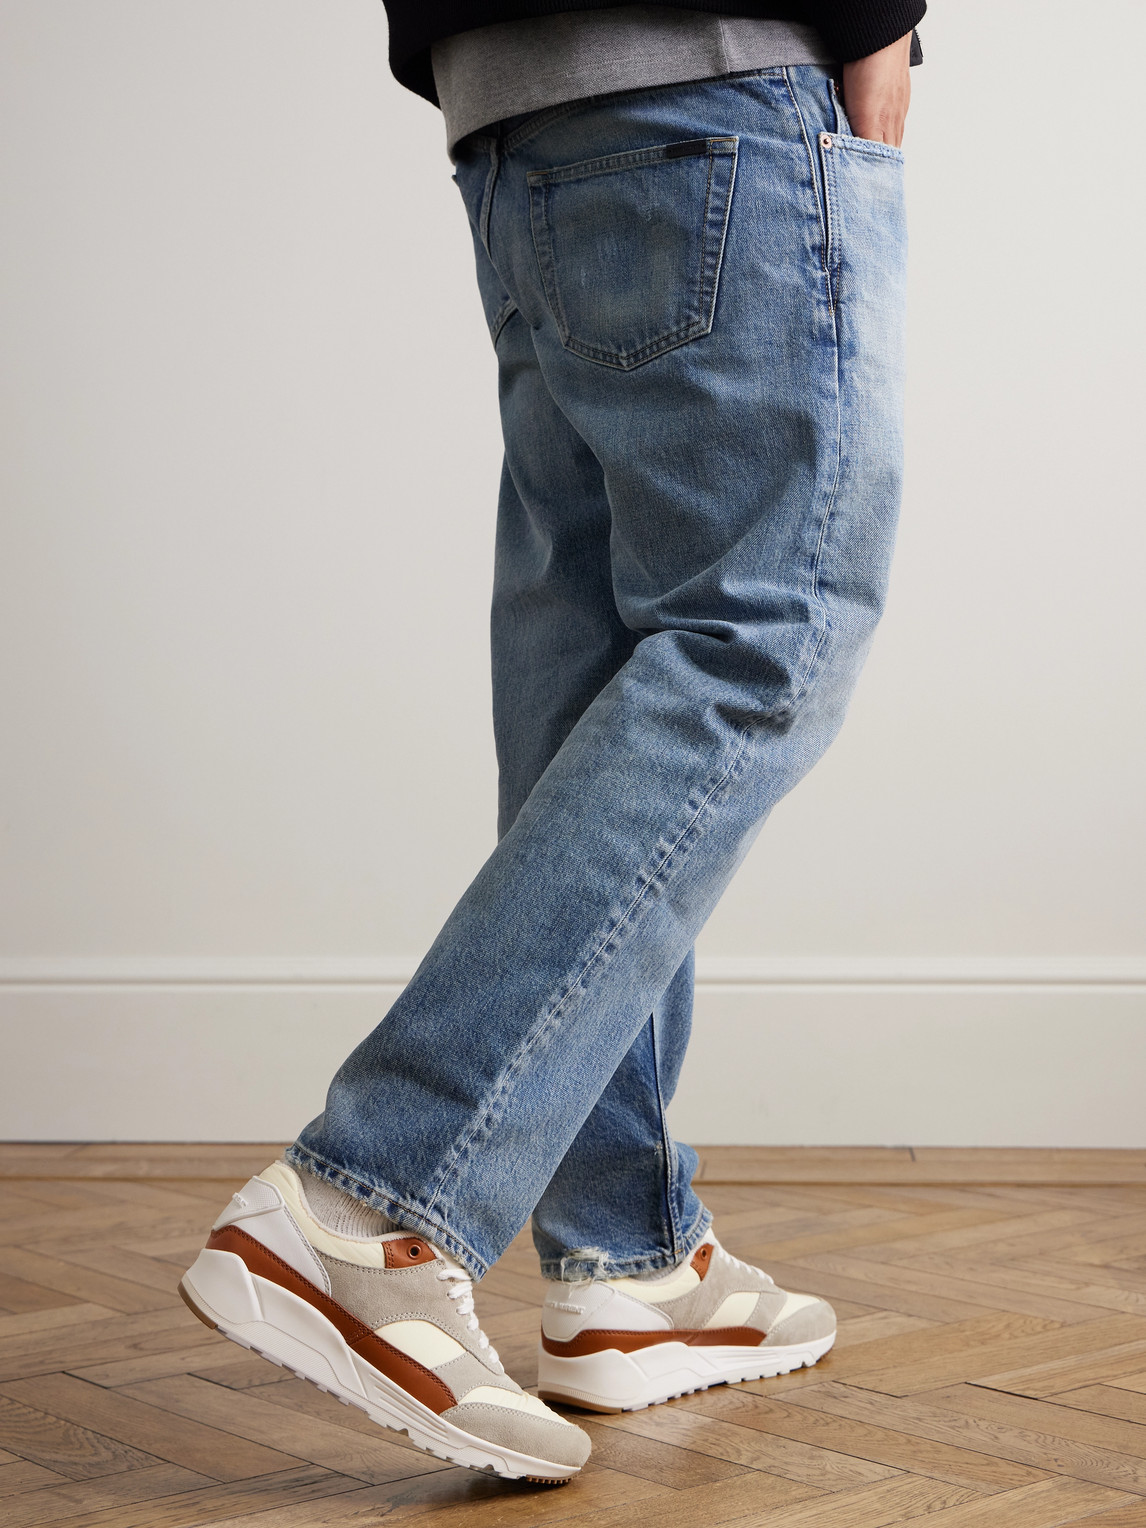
[{"left": 1, "top": 1146, "right": 1145, "bottom": 1527}]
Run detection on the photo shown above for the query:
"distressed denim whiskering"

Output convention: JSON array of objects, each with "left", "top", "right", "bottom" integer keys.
[{"left": 288, "top": 65, "right": 907, "bottom": 1281}]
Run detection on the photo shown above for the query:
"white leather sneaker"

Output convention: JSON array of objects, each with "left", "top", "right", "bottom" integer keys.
[
  {"left": 180, "top": 1162, "right": 590, "bottom": 1482},
  {"left": 536, "top": 1231, "right": 835, "bottom": 1412}
]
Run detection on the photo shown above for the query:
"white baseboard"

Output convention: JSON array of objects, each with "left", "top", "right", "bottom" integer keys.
[
  {"left": 2, "top": 957, "right": 1143, "bottom": 1145},
  {"left": 2, "top": 954, "right": 1144, "bottom": 987}
]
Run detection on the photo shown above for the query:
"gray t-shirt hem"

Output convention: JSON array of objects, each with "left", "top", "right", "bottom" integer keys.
[{"left": 432, "top": 7, "right": 832, "bottom": 155}]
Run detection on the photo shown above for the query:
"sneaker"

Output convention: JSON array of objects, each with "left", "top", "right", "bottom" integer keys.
[
  {"left": 536, "top": 1231, "right": 835, "bottom": 1412},
  {"left": 179, "top": 1163, "right": 590, "bottom": 1483}
]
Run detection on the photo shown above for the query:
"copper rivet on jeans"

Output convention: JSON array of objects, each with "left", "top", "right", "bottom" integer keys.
[{"left": 820, "top": 133, "right": 832, "bottom": 148}]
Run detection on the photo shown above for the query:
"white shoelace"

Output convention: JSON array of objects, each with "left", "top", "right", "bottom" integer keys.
[
  {"left": 437, "top": 1261, "right": 502, "bottom": 1370},
  {"left": 714, "top": 1240, "right": 775, "bottom": 1285}
]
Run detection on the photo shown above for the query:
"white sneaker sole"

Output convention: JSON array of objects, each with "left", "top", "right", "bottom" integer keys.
[
  {"left": 536, "top": 1331, "right": 835, "bottom": 1413},
  {"left": 179, "top": 1248, "right": 579, "bottom": 1484}
]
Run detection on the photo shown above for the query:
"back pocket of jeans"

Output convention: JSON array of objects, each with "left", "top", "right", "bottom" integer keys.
[{"left": 527, "top": 136, "right": 738, "bottom": 371}]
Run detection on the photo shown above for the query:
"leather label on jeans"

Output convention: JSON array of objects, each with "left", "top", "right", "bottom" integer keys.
[{"left": 205, "top": 1225, "right": 456, "bottom": 1413}]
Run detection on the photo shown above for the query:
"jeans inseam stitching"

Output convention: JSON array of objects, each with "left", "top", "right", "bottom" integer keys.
[
  {"left": 419, "top": 727, "right": 753, "bottom": 1226},
  {"left": 283, "top": 1143, "right": 489, "bottom": 1279},
  {"left": 789, "top": 264, "right": 843, "bottom": 712},
  {"left": 649, "top": 1006, "right": 681, "bottom": 1261},
  {"left": 775, "top": 69, "right": 840, "bottom": 707}
]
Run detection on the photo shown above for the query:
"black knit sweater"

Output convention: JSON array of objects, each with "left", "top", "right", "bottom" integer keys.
[{"left": 384, "top": 2, "right": 926, "bottom": 104}]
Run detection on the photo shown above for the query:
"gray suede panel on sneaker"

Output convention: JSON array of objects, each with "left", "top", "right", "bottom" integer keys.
[
  {"left": 441, "top": 1403, "right": 591, "bottom": 1468},
  {"left": 765, "top": 1300, "right": 838, "bottom": 1346},
  {"left": 748, "top": 1286, "right": 795, "bottom": 1333},
  {"left": 434, "top": 1351, "right": 520, "bottom": 1399},
  {"left": 651, "top": 1256, "right": 777, "bottom": 1331},
  {"left": 638, "top": 1251, "right": 834, "bottom": 1342},
  {"left": 315, "top": 1252, "right": 503, "bottom": 1372}
]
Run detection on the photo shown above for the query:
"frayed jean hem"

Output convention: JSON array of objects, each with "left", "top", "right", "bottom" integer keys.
[{"left": 538, "top": 1204, "right": 713, "bottom": 1283}]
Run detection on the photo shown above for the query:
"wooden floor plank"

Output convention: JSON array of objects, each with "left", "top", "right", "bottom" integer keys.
[
  {"left": 0, "top": 1309, "right": 218, "bottom": 1385},
  {"left": 595, "top": 1403, "right": 900, "bottom": 1489},
  {"left": 0, "top": 1275, "right": 84, "bottom": 1317},
  {"left": 194, "top": 1463, "right": 671, "bottom": 1528},
  {"left": 693, "top": 1475, "right": 981, "bottom": 1528},
  {"left": 922, "top": 1385, "right": 1146, "bottom": 1460},
  {"left": 185, "top": 1352, "right": 299, "bottom": 1391},
  {"left": 0, "top": 1307, "right": 116, "bottom": 1344},
  {"left": 1, "top": 1375, "right": 303, "bottom": 1482},
  {"left": 1011, "top": 1261, "right": 1146, "bottom": 1300},
  {"left": 793, "top": 1250, "right": 1108, "bottom": 1324},
  {"left": 575, "top": 1418, "right": 750, "bottom": 1489},
  {"left": 14, "top": 1465, "right": 369, "bottom": 1528},
  {"left": 66, "top": 1341, "right": 296, "bottom": 1390},
  {"left": 0, "top": 1458, "right": 68, "bottom": 1496},
  {"left": 885, "top": 1255, "right": 1146, "bottom": 1319},
  {"left": 1054, "top": 1230, "right": 1146, "bottom": 1269},
  {"left": 1079, "top": 1504, "right": 1146, "bottom": 1528},
  {"left": 118, "top": 1373, "right": 450, "bottom": 1483},
  {"left": 861, "top": 1477, "right": 1135, "bottom": 1528},
  {"left": 242, "top": 1376, "right": 447, "bottom": 1451},
  {"left": 837, "top": 1208, "right": 1108, "bottom": 1260},
  {"left": 30, "top": 1245, "right": 187, "bottom": 1300},
  {"left": 784, "top": 1383, "right": 1146, "bottom": 1496},
  {"left": 742, "top": 1313, "right": 1063, "bottom": 1396},
  {"left": 835, "top": 1313, "right": 936, "bottom": 1348},
  {"left": 0, "top": 1207, "right": 206, "bottom": 1252},
  {"left": 974, "top": 1340, "right": 1146, "bottom": 1399},
  {"left": 835, "top": 1316, "right": 1146, "bottom": 1397},
  {"left": 745, "top": 1257, "right": 1002, "bottom": 1324},
  {"left": 0, "top": 1250, "right": 179, "bottom": 1316},
  {"left": 964, "top": 1213, "right": 1146, "bottom": 1266},
  {"left": 741, "top": 1209, "right": 1015, "bottom": 1265},
  {"left": 0, "top": 1393, "right": 161, "bottom": 1479},
  {"left": 1052, "top": 1385, "right": 1146, "bottom": 1427},
  {"left": 0, "top": 1463, "right": 222, "bottom": 1528},
  {"left": 677, "top": 1388, "right": 1047, "bottom": 1492}
]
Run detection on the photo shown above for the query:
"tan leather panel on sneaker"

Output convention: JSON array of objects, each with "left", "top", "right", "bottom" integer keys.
[
  {"left": 691, "top": 1243, "right": 714, "bottom": 1279},
  {"left": 383, "top": 1235, "right": 435, "bottom": 1269},
  {"left": 206, "top": 1226, "right": 456, "bottom": 1414},
  {"left": 541, "top": 1326, "right": 765, "bottom": 1357}
]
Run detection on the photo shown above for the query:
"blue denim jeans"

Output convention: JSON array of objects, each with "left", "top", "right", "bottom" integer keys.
[{"left": 288, "top": 65, "right": 907, "bottom": 1282}]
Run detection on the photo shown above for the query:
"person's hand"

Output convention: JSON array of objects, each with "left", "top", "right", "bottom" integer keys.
[{"left": 840, "top": 32, "right": 913, "bottom": 146}]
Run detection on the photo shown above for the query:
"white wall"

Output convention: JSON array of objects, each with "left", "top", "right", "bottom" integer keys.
[{"left": 1, "top": 0, "right": 1143, "bottom": 1144}]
